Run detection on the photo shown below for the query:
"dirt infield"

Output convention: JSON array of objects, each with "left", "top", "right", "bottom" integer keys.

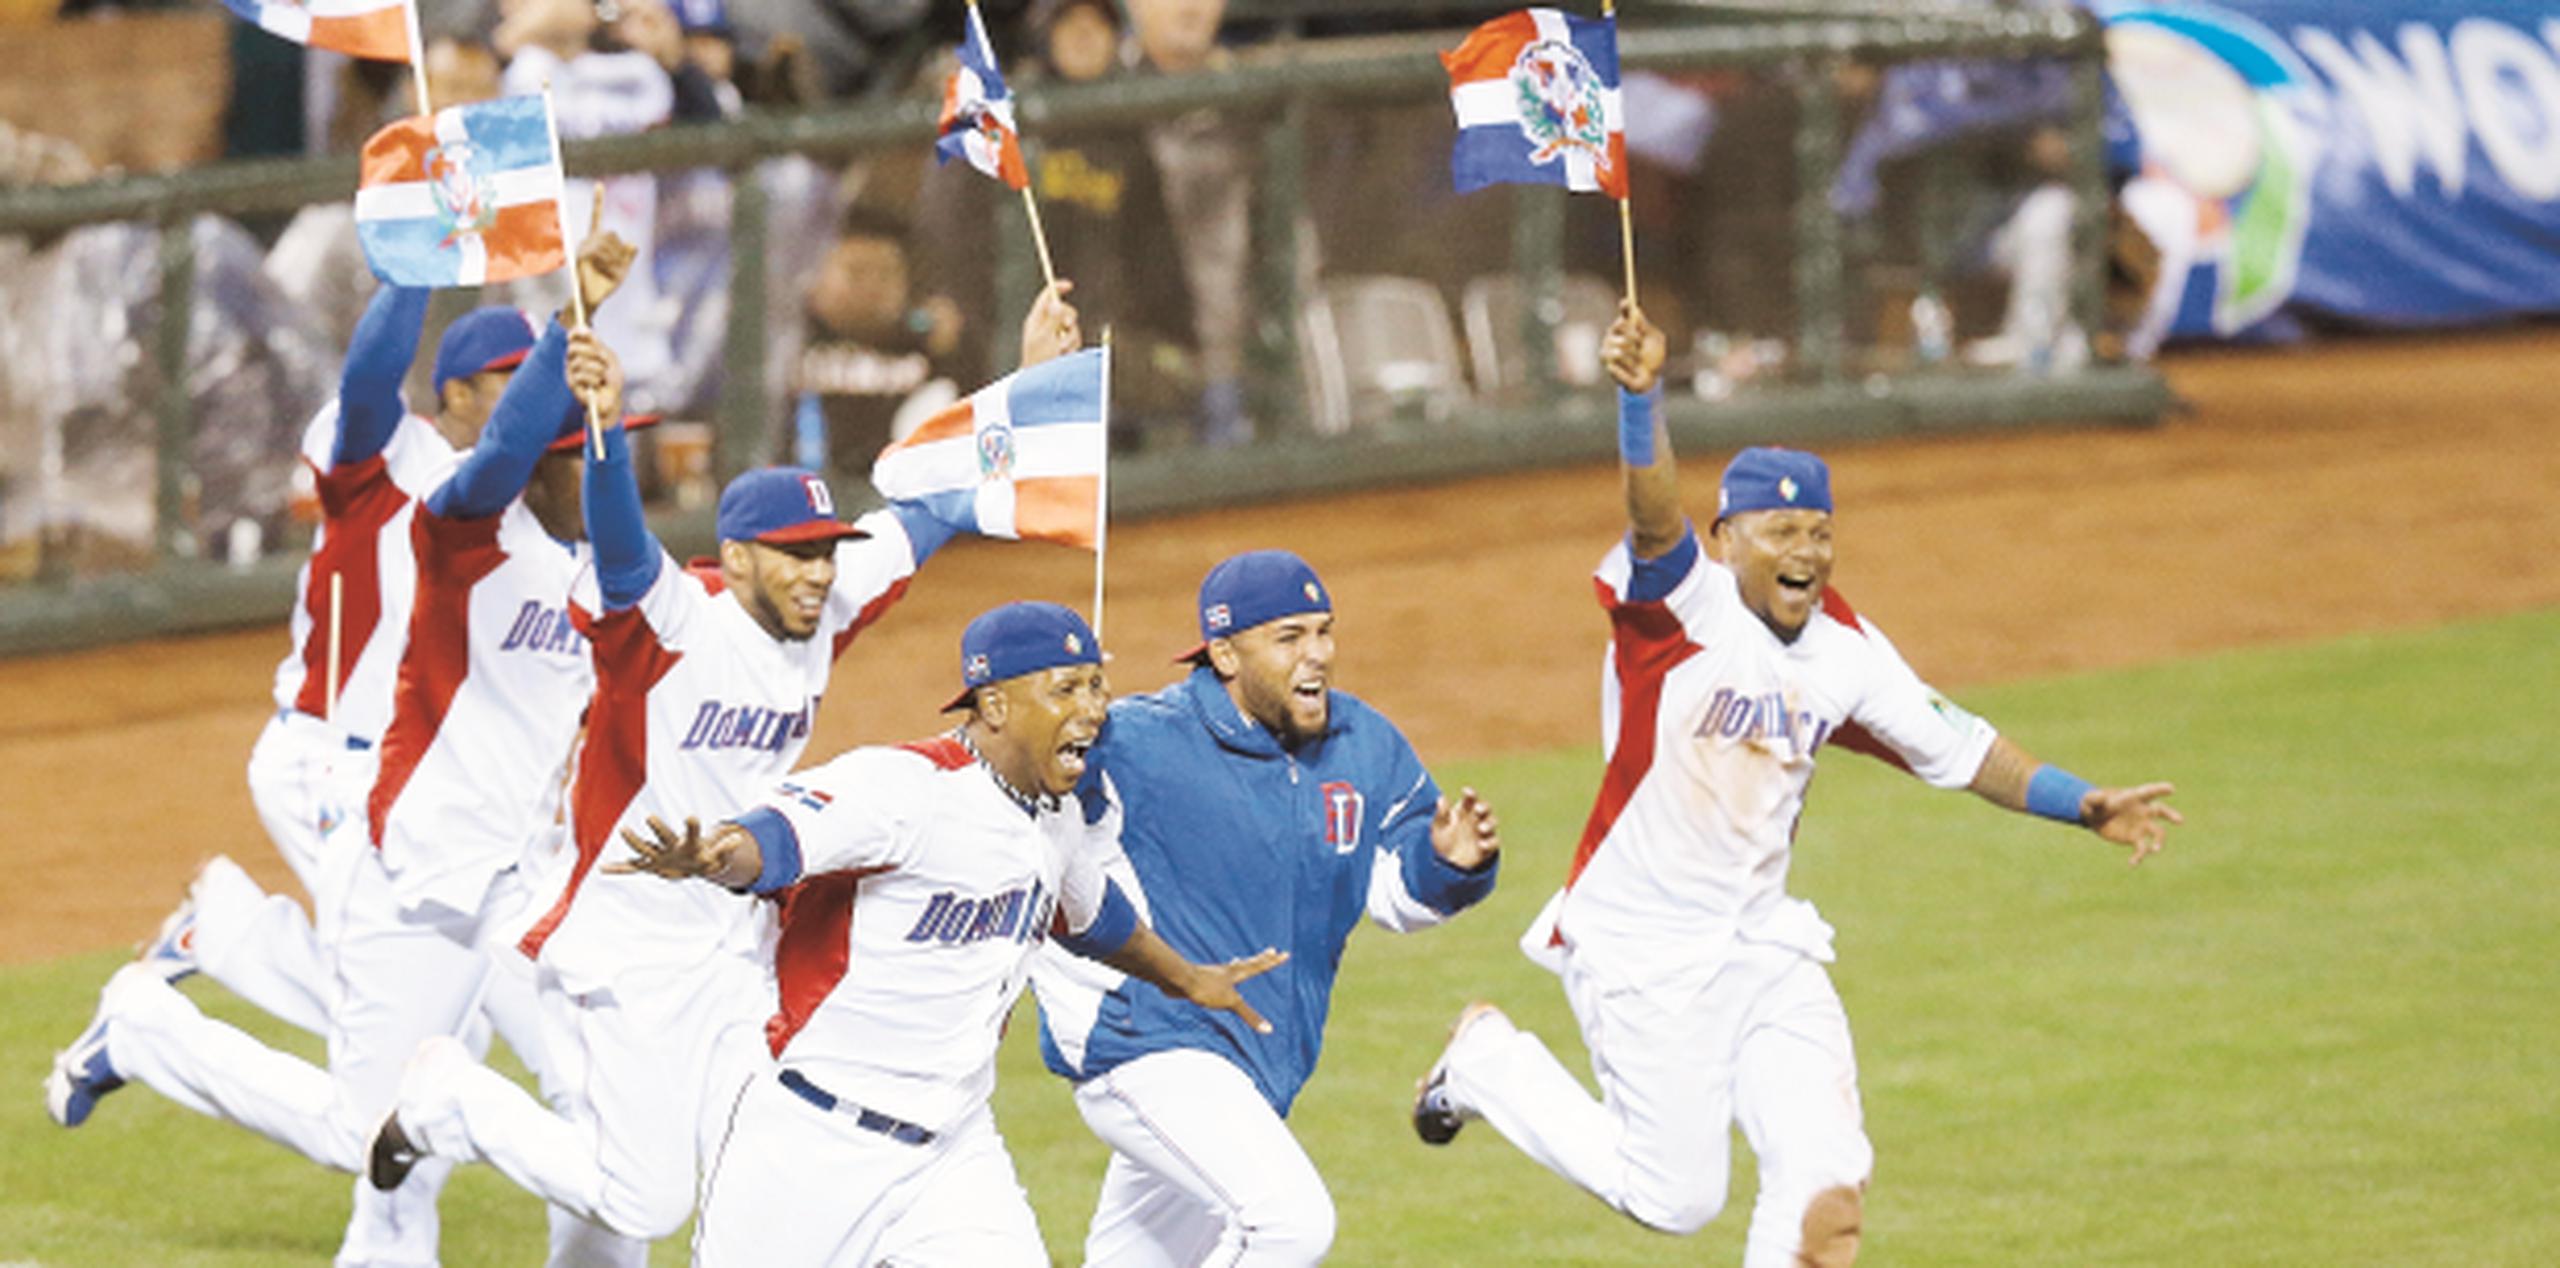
[{"left": 5, "top": 331, "right": 2556, "bottom": 964}]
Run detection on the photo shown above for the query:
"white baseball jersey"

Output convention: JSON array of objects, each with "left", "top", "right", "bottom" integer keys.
[
  {"left": 741, "top": 736, "right": 1116, "bottom": 1135},
  {"left": 367, "top": 499, "right": 596, "bottom": 918},
  {"left": 267, "top": 404, "right": 460, "bottom": 742},
  {"left": 515, "top": 511, "right": 925, "bottom": 993},
  {"left": 1549, "top": 527, "right": 1996, "bottom": 967}
]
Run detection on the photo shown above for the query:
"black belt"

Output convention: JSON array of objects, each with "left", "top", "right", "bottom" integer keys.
[{"left": 777, "top": 1069, "right": 936, "bottom": 1146}]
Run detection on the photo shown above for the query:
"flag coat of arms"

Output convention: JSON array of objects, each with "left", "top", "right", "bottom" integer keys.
[
  {"left": 356, "top": 95, "right": 568, "bottom": 288},
  {"left": 1444, "top": 8, "right": 1628, "bottom": 198},
  {"left": 935, "top": 5, "right": 1030, "bottom": 190},
  {"left": 872, "top": 348, "right": 1106, "bottom": 548},
  {"left": 219, "top": 0, "right": 412, "bottom": 62}
]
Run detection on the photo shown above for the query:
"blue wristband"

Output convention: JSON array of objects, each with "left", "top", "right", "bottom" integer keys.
[
  {"left": 1618, "top": 385, "right": 1661, "bottom": 467},
  {"left": 2025, "top": 765, "right": 2095, "bottom": 824}
]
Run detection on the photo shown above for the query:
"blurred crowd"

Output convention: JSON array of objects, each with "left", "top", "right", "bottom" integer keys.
[{"left": 0, "top": 0, "right": 2145, "bottom": 582}]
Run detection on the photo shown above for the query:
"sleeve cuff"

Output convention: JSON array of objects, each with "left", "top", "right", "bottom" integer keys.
[
  {"left": 1623, "top": 523, "right": 1699, "bottom": 603},
  {"left": 736, "top": 807, "right": 805, "bottom": 894},
  {"left": 1055, "top": 879, "right": 1139, "bottom": 959},
  {"left": 1405, "top": 841, "right": 1498, "bottom": 915}
]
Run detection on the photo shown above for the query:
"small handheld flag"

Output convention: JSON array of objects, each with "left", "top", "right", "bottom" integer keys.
[
  {"left": 872, "top": 348, "right": 1107, "bottom": 550},
  {"left": 219, "top": 0, "right": 412, "bottom": 63},
  {"left": 1443, "top": 7, "right": 1628, "bottom": 199},
  {"left": 356, "top": 95, "right": 568, "bottom": 289},
  {"left": 936, "top": 5, "right": 1030, "bottom": 191}
]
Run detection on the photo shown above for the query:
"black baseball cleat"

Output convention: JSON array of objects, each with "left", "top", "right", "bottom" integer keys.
[
  {"left": 1411, "top": 1001, "right": 1503, "bottom": 1146},
  {"left": 368, "top": 1112, "right": 423, "bottom": 1191}
]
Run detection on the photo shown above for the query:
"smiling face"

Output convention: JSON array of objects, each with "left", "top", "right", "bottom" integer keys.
[
  {"left": 722, "top": 537, "right": 839, "bottom": 642},
  {"left": 1713, "top": 508, "right": 1835, "bottom": 642},
  {"left": 975, "top": 662, "right": 1112, "bottom": 796},
  {"left": 1210, "top": 611, "right": 1334, "bottom": 747}
]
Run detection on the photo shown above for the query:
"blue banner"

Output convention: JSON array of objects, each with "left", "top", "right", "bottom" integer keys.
[{"left": 2101, "top": 0, "right": 2560, "bottom": 336}]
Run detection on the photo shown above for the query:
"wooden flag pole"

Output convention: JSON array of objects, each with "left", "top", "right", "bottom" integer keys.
[
  {"left": 1604, "top": 0, "right": 1636, "bottom": 306},
  {"left": 325, "top": 572, "right": 344, "bottom": 721},
  {"left": 543, "top": 84, "right": 609, "bottom": 460},
  {"left": 1093, "top": 329, "right": 1113, "bottom": 642},
  {"left": 1021, "top": 185, "right": 1060, "bottom": 295},
  {"left": 402, "top": 0, "right": 433, "bottom": 118}
]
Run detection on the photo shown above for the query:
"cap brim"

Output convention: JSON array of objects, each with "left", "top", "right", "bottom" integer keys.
[
  {"left": 941, "top": 684, "right": 980, "bottom": 712},
  {"left": 1172, "top": 641, "right": 1212, "bottom": 664},
  {"left": 479, "top": 348, "right": 532, "bottom": 376},
  {"left": 546, "top": 412, "right": 664, "bottom": 454},
  {"left": 751, "top": 519, "right": 870, "bottom": 545}
]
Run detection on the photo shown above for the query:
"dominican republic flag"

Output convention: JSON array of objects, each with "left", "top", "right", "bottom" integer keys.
[
  {"left": 872, "top": 348, "right": 1106, "bottom": 549},
  {"left": 219, "top": 0, "right": 411, "bottom": 61},
  {"left": 356, "top": 96, "right": 568, "bottom": 289},
  {"left": 935, "top": 5, "right": 1030, "bottom": 191},
  {"left": 1444, "top": 8, "right": 1627, "bottom": 198}
]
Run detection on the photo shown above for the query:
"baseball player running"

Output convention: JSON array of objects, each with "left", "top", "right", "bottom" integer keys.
[
  {"left": 98, "top": 287, "right": 535, "bottom": 1039},
  {"left": 365, "top": 284, "right": 1085, "bottom": 1263},
  {"left": 44, "top": 232, "right": 642, "bottom": 1267},
  {"left": 1407, "top": 302, "right": 2181, "bottom": 1267},
  {"left": 605, "top": 600, "right": 1288, "bottom": 1266},
  {"left": 1030, "top": 549, "right": 1502, "bottom": 1266}
]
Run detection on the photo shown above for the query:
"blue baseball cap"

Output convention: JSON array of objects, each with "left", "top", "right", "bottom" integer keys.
[
  {"left": 672, "top": 0, "right": 731, "bottom": 34},
  {"left": 944, "top": 601, "right": 1104, "bottom": 711},
  {"left": 1716, "top": 447, "right": 1833, "bottom": 522},
  {"left": 716, "top": 467, "right": 868, "bottom": 545},
  {"left": 1179, "top": 549, "right": 1331, "bottom": 662},
  {"left": 431, "top": 306, "right": 542, "bottom": 396}
]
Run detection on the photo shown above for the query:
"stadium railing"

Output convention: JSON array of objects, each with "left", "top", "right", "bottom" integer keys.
[{"left": 0, "top": 4, "right": 2167, "bottom": 655}]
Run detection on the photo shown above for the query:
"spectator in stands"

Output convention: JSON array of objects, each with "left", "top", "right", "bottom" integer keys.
[
  {"left": 791, "top": 203, "right": 961, "bottom": 480},
  {"left": 616, "top": 0, "right": 745, "bottom": 123},
  {"left": 727, "top": 0, "right": 931, "bottom": 99},
  {"left": 496, "top": 0, "right": 681, "bottom": 409},
  {"left": 1126, "top": 0, "right": 1256, "bottom": 448}
]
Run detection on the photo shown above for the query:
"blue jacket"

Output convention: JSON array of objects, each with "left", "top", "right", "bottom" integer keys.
[{"left": 1037, "top": 664, "right": 1497, "bottom": 1114}]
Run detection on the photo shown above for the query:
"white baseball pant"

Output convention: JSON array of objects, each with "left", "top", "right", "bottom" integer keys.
[
  {"left": 392, "top": 952, "right": 770, "bottom": 1259},
  {"left": 693, "top": 1075, "right": 1047, "bottom": 1266},
  {"left": 1439, "top": 940, "right": 1874, "bottom": 1266},
  {"left": 1072, "top": 1048, "right": 1335, "bottom": 1267},
  {"left": 205, "top": 710, "right": 369, "bottom": 1033}
]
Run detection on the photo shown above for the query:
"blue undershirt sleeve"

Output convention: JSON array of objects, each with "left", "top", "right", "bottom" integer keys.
[
  {"left": 333, "top": 286, "right": 430, "bottom": 467},
  {"left": 1623, "top": 522, "right": 1699, "bottom": 603},
  {"left": 426, "top": 321, "right": 571, "bottom": 521},
  {"left": 735, "top": 807, "right": 805, "bottom": 895},
  {"left": 1055, "top": 879, "right": 1139, "bottom": 960},
  {"left": 584, "top": 420, "right": 661, "bottom": 610},
  {"left": 886, "top": 499, "right": 961, "bottom": 568},
  {"left": 1617, "top": 383, "right": 1662, "bottom": 468},
  {"left": 1402, "top": 834, "right": 1499, "bottom": 915}
]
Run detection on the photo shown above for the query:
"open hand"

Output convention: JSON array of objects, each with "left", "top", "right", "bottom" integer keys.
[
  {"left": 1430, "top": 788, "right": 1500, "bottom": 870},
  {"left": 1183, "top": 947, "right": 1288, "bottom": 1035},
  {"left": 604, "top": 815, "right": 740, "bottom": 881},
  {"left": 2083, "top": 782, "right": 2181, "bottom": 866}
]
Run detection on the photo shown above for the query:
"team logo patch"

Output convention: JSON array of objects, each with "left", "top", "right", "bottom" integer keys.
[
  {"left": 1321, "top": 781, "right": 1364, "bottom": 855},
  {"left": 1510, "top": 38, "right": 1613, "bottom": 177},
  {"left": 424, "top": 139, "right": 498, "bottom": 247},
  {"left": 1064, "top": 631, "right": 1083, "bottom": 656},
  {"left": 802, "top": 475, "right": 835, "bottom": 516},
  {"left": 1303, "top": 581, "right": 1321, "bottom": 603},
  {"left": 965, "top": 652, "right": 990, "bottom": 683},
  {"left": 1205, "top": 602, "right": 1232, "bottom": 632},
  {"left": 1779, "top": 476, "right": 1799, "bottom": 503},
  {"left": 977, "top": 420, "right": 1017, "bottom": 482}
]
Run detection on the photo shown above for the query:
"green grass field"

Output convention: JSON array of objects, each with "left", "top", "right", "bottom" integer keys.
[{"left": 6, "top": 609, "right": 2556, "bottom": 1265}]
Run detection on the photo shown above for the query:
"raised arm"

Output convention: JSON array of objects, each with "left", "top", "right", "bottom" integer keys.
[
  {"left": 570, "top": 330, "right": 662, "bottom": 609},
  {"left": 333, "top": 285, "right": 431, "bottom": 467},
  {"left": 425, "top": 321, "right": 573, "bottom": 520},
  {"left": 1604, "top": 300, "right": 1682, "bottom": 559},
  {"left": 1967, "top": 735, "right": 2182, "bottom": 866}
]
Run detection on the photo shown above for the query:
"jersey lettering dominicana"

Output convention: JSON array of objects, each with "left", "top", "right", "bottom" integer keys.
[
  {"left": 1553, "top": 526, "right": 1995, "bottom": 966},
  {"left": 367, "top": 496, "right": 596, "bottom": 918},
  {"left": 267, "top": 405, "right": 460, "bottom": 742},
  {"left": 516, "top": 511, "right": 925, "bottom": 993},
  {"left": 735, "top": 738, "right": 1117, "bottom": 1136}
]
